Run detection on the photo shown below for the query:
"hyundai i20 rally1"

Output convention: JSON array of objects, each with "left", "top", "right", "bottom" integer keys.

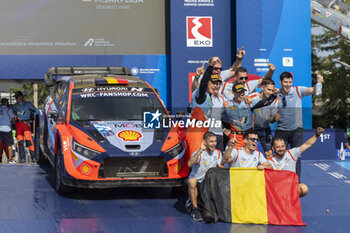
[{"left": 34, "top": 67, "right": 187, "bottom": 193}]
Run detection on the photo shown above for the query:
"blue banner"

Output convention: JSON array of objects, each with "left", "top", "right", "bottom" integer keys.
[
  {"left": 236, "top": 0, "right": 312, "bottom": 128},
  {"left": 170, "top": 0, "right": 232, "bottom": 109},
  {"left": 0, "top": 54, "right": 168, "bottom": 106},
  {"left": 302, "top": 129, "right": 345, "bottom": 160}
]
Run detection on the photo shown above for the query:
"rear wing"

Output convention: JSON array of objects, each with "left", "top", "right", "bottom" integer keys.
[{"left": 44, "top": 66, "right": 132, "bottom": 86}]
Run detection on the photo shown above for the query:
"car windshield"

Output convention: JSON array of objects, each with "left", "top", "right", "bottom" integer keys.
[{"left": 70, "top": 94, "right": 166, "bottom": 121}]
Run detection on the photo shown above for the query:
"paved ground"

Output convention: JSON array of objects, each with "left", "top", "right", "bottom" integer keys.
[{"left": 0, "top": 160, "right": 349, "bottom": 233}]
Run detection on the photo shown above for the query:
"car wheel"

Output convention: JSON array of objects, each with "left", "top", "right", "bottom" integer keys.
[
  {"left": 54, "top": 148, "right": 71, "bottom": 194},
  {"left": 172, "top": 186, "right": 185, "bottom": 196},
  {"left": 34, "top": 127, "right": 46, "bottom": 164}
]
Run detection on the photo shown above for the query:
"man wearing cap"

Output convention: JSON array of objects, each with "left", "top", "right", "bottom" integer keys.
[
  {"left": 223, "top": 83, "right": 278, "bottom": 148},
  {"left": 0, "top": 98, "right": 15, "bottom": 163},
  {"left": 275, "top": 72, "right": 324, "bottom": 179},
  {"left": 12, "top": 91, "right": 36, "bottom": 163},
  {"left": 221, "top": 62, "right": 276, "bottom": 101},
  {"left": 187, "top": 65, "right": 225, "bottom": 160}
]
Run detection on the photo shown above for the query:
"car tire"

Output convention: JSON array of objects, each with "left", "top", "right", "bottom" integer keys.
[
  {"left": 54, "top": 148, "right": 71, "bottom": 194},
  {"left": 34, "top": 127, "right": 46, "bottom": 165},
  {"left": 172, "top": 186, "right": 185, "bottom": 195}
]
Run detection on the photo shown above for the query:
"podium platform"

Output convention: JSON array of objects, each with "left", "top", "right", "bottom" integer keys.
[{"left": 0, "top": 160, "right": 348, "bottom": 233}]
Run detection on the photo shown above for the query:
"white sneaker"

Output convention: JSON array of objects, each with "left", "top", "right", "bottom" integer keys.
[{"left": 8, "top": 159, "right": 16, "bottom": 164}]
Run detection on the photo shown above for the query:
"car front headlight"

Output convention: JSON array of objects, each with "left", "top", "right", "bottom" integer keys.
[
  {"left": 72, "top": 138, "right": 101, "bottom": 159},
  {"left": 165, "top": 141, "right": 184, "bottom": 157}
]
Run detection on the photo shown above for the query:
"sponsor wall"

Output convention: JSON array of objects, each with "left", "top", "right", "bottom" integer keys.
[
  {"left": 0, "top": 0, "right": 168, "bottom": 104},
  {"left": 235, "top": 0, "right": 312, "bottom": 128},
  {"left": 170, "top": 0, "right": 232, "bottom": 109}
]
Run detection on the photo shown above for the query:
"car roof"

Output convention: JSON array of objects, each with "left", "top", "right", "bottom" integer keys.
[
  {"left": 68, "top": 74, "right": 150, "bottom": 89},
  {"left": 44, "top": 66, "right": 152, "bottom": 90}
]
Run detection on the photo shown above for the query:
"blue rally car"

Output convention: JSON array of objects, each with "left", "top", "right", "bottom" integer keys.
[{"left": 34, "top": 67, "right": 188, "bottom": 193}]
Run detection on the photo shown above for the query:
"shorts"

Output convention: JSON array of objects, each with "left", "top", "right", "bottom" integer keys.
[
  {"left": 256, "top": 127, "right": 273, "bottom": 152},
  {"left": 0, "top": 131, "right": 14, "bottom": 147},
  {"left": 186, "top": 177, "right": 205, "bottom": 198}
]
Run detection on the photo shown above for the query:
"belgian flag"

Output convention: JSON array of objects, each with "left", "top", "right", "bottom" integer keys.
[{"left": 201, "top": 168, "right": 306, "bottom": 225}]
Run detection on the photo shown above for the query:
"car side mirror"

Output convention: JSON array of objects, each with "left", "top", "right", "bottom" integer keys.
[{"left": 48, "top": 111, "right": 59, "bottom": 119}]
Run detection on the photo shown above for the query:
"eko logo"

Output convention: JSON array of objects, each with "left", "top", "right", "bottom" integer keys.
[{"left": 186, "top": 16, "right": 212, "bottom": 47}]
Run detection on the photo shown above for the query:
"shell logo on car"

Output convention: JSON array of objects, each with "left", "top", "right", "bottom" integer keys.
[
  {"left": 118, "top": 130, "right": 142, "bottom": 141},
  {"left": 81, "top": 163, "right": 91, "bottom": 175}
]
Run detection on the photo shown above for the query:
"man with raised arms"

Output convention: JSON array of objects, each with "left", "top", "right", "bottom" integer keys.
[{"left": 268, "top": 127, "right": 325, "bottom": 197}]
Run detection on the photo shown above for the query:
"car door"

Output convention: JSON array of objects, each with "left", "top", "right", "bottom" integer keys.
[{"left": 47, "top": 81, "right": 68, "bottom": 156}]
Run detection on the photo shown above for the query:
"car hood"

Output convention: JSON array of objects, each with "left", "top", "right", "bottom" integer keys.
[{"left": 90, "top": 121, "right": 157, "bottom": 153}]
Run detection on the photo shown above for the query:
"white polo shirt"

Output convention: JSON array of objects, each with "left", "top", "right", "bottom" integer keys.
[
  {"left": 228, "top": 147, "right": 266, "bottom": 168},
  {"left": 268, "top": 147, "right": 301, "bottom": 173},
  {"left": 189, "top": 149, "right": 222, "bottom": 183}
]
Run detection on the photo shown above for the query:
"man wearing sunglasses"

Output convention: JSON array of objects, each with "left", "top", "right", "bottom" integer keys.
[
  {"left": 222, "top": 129, "right": 273, "bottom": 170},
  {"left": 268, "top": 127, "right": 325, "bottom": 197},
  {"left": 275, "top": 71, "right": 324, "bottom": 180},
  {"left": 221, "top": 62, "right": 275, "bottom": 101},
  {"left": 191, "top": 47, "right": 246, "bottom": 93}
]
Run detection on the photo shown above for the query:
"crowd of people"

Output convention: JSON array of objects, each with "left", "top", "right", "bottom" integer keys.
[
  {"left": 185, "top": 48, "right": 325, "bottom": 221},
  {"left": 0, "top": 91, "right": 36, "bottom": 164}
]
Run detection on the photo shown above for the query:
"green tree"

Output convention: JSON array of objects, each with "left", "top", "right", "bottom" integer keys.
[
  {"left": 10, "top": 83, "right": 49, "bottom": 108},
  {"left": 312, "top": 26, "right": 350, "bottom": 128}
]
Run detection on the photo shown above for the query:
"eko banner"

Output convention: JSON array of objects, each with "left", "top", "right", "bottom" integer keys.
[{"left": 170, "top": 0, "right": 232, "bottom": 109}]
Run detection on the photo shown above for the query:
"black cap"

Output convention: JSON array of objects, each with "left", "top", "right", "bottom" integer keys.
[
  {"left": 13, "top": 91, "right": 24, "bottom": 97},
  {"left": 210, "top": 74, "right": 222, "bottom": 83},
  {"left": 232, "top": 83, "right": 247, "bottom": 93}
]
